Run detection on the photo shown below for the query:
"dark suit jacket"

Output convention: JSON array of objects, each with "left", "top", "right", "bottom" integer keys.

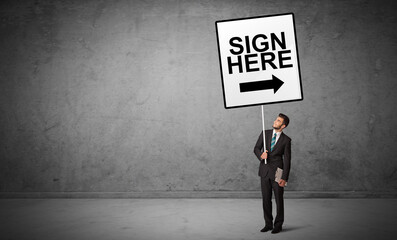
[{"left": 254, "top": 130, "right": 291, "bottom": 181}]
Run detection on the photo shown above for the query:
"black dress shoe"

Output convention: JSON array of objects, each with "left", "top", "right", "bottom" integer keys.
[
  {"left": 260, "top": 226, "right": 273, "bottom": 232},
  {"left": 271, "top": 226, "right": 282, "bottom": 234}
]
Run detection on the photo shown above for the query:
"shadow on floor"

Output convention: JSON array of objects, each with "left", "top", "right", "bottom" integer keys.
[{"left": 282, "top": 225, "right": 310, "bottom": 232}]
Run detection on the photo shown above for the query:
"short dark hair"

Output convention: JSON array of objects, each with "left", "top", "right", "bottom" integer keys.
[{"left": 278, "top": 113, "right": 289, "bottom": 128}]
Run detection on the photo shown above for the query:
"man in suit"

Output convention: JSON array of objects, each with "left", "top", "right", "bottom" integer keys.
[{"left": 254, "top": 113, "right": 291, "bottom": 234}]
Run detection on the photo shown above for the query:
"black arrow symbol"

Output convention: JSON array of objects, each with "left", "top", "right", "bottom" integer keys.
[{"left": 239, "top": 75, "right": 284, "bottom": 93}]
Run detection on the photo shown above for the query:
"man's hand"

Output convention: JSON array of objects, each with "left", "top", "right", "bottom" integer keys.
[
  {"left": 261, "top": 150, "right": 268, "bottom": 160},
  {"left": 278, "top": 179, "right": 286, "bottom": 187}
]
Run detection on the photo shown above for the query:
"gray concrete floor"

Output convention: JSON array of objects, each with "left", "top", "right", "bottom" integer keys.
[{"left": 1, "top": 198, "right": 396, "bottom": 240}]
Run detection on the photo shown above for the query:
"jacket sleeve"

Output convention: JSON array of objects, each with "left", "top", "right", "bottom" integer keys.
[
  {"left": 253, "top": 131, "right": 264, "bottom": 162},
  {"left": 281, "top": 138, "right": 291, "bottom": 181}
]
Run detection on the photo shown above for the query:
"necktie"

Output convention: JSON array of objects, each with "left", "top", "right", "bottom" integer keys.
[{"left": 270, "top": 133, "right": 277, "bottom": 151}]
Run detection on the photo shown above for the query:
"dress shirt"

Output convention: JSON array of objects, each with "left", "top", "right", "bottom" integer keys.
[{"left": 272, "top": 129, "right": 282, "bottom": 146}]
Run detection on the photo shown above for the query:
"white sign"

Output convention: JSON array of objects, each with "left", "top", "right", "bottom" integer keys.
[{"left": 216, "top": 13, "right": 303, "bottom": 108}]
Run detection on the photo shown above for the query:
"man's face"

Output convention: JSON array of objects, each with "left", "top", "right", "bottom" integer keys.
[{"left": 273, "top": 117, "right": 285, "bottom": 130}]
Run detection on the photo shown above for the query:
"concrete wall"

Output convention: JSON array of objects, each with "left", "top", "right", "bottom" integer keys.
[{"left": 1, "top": 0, "right": 396, "bottom": 193}]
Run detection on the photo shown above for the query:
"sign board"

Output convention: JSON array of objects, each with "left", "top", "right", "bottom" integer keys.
[{"left": 216, "top": 13, "right": 303, "bottom": 108}]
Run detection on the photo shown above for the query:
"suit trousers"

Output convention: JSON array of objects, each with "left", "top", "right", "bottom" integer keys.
[{"left": 261, "top": 176, "right": 284, "bottom": 228}]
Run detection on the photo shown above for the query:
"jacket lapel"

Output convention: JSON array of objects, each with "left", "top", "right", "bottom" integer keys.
[{"left": 266, "top": 130, "right": 272, "bottom": 151}]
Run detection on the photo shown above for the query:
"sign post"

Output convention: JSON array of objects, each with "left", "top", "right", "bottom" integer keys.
[
  {"left": 216, "top": 13, "right": 303, "bottom": 163},
  {"left": 261, "top": 105, "right": 267, "bottom": 164}
]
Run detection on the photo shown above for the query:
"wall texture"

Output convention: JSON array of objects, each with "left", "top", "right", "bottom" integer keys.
[{"left": 1, "top": 0, "right": 396, "bottom": 194}]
